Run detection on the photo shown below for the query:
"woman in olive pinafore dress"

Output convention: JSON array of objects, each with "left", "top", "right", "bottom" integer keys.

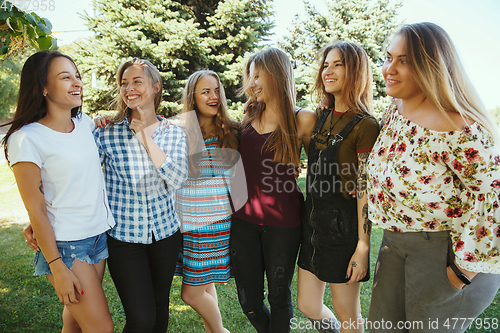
[{"left": 296, "top": 41, "right": 380, "bottom": 333}]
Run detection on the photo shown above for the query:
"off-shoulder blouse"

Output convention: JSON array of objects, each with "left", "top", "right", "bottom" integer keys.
[{"left": 367, "top": 101, "right": 500, "bottom": 274}]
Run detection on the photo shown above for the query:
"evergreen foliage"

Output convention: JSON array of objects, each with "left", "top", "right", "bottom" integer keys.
[
  {"left": 278, "top": 0, "right": 402, "bottom": 117},
  {"left": 74, "top": 0, "right": 274, "bottom": 116},
  {"left": 0, "top": 56, "right": 21, "bottom": 118}
]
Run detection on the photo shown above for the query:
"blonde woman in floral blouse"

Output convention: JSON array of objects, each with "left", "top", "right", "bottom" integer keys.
[{"left": 367, "top": 22, "right": 500, "bottom": 333}]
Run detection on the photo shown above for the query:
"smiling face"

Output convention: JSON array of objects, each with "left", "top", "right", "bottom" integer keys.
[
  {"left": 382, "top": 34, "right": 423, "bottom": 100},
  {"left": 194, "top": 75, "right": 220, "bottom": 121},
  {"left": 249, "top": 62, "right": 270, "bottom": 103},
  {"left": 322, "top": 48, "right": 346, "bottom": 96},
  {"left": 120, "top": 64, "right": 158, "bottom": 111},
  {"left": 43, "top": 56, "right": 82, "bottom": 111}
]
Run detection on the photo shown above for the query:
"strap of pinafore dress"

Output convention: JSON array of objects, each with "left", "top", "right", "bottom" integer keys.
[
  {"left": 310, "top": 108, "right": 332, "bottom": 143},
  {"left": 309, "top": 109, "right": 368, "bottom": 157},
  {"left": 328, "top": 112, "right": 369, "bottom": 159}
]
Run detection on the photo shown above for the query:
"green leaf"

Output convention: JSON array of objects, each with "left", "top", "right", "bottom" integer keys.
[
  {"left": 49, "top": 37, "right": 58, "bottom": 50},
  {"left": 36, "top": 21, "right": 51, "bottom": 35},
  {"left": 10, "top": 5, "right": 23, "bottom": 18},
  {"left": 26, "top": 24, "right": 35, "bottom": 40},
  {"left": 0, "top": 10, "right": 10, "bottom": 20},
  {"left": 31, "top": 12, "right": 42, "bottom": 21},
  {"left": 37, "top": 36, "right": 52, "bottom": 50},
  {"left": 24, "top": 13, "right": 36, "bottom": 26},
  {"left": 0, "top": 0, "right": 12, "bottom": 11},
  {"left": 41, "top": 17, "right": 52, "bottom": 31},
  {"left": 5, "top": 16, "right": 15, "bottom": 30}
]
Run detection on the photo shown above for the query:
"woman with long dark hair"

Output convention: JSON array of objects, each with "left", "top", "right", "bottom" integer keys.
[{"left": 2, "top": 51, "right": 115, "bottom": 333}]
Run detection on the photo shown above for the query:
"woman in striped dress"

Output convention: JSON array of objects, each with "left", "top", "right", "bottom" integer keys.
[{"left": 175, "top": 70, "right": 240, "bottom": 333}]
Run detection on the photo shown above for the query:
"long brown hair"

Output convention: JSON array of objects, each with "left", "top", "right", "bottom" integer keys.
[
  {"left": 108, "top": 58, "right": 163, "bottom": 125},
  {"left": 393, "top": 22, "right": 499, "bottom": 142},
  {"left": 240, "top": 47, "right": 300, "bottom": 167},
  {"left": 312, "top": 41, "right": 373, "bottom": 115},
  {"left": 2, "top": 51, "right": 82, "bottom": 164}
]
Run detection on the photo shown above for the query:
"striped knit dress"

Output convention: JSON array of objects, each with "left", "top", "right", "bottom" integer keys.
[{"left": 175, "top": 136, "right": 232, "bottom": 285}]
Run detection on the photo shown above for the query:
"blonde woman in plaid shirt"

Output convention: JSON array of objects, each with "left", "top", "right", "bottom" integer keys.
[{"left": 94, "top": 59, "right": 188, "bottom": 333}]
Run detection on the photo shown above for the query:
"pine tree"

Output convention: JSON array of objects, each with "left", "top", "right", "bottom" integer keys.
[
  {"left": 74, "top": 0, "right": 273, "bottom": 116},
  {"left": 0, "top": 56, "right": 22, "bottom": 118},
  {"left": 279, "top": 0, "right": 402, "bottom": 116}
]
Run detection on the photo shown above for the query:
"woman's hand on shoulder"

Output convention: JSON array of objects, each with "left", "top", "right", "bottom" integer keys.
[
  {"left": 93, "top": 115, "right": 112, "bottom": 129},
  {"left": 162, "top": 118, "right": 172, "bottom": 129},
  {"left": 317, "top": 95, "right": 334, "bottom": 111}
]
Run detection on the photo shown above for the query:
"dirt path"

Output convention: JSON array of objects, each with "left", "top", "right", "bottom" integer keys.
[
  {"left": 0, "top": 118, "right": 11, "bottom": 165},
  {"left": 0, "top": 119, "right": 28, "bottom": 226}
]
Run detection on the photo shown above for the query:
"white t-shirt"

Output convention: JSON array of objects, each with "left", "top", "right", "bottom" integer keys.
[{"left": 7, "top": 113, "right": 115, "bottom": 241}]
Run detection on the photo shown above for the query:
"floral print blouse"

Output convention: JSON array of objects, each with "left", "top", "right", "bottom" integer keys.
[{"left": 367, "top": 101, "right": 500, "bottom": 274}]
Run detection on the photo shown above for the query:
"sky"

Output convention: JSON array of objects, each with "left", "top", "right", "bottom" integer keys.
[{"left": 21, "top": 0, "right": 500, "bottom": 110}]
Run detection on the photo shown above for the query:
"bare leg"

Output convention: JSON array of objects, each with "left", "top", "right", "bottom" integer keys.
[
  {"left": 297, "top": 268, "right": 335, "bottom": 319},
  {"left": 181, "top": 282, "right": 229, "bottom": 333},
  {"left": 329, "top": 282, "right": 363, "bottom": 333},
  {"left": 48, "top": 259, "right": 113, "bottom": 333},
  {"left": 61, "top": 306, "right": 81, "bottom": 333}
]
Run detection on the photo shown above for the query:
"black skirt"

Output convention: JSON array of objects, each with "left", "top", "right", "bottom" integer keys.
[{"left": 297, "top": 197, "right": 370, "bottom": 283}]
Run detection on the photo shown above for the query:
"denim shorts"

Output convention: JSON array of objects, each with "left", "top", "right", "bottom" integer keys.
[{"left": 33, "top": 232, "right": 108, "bottom": 276}]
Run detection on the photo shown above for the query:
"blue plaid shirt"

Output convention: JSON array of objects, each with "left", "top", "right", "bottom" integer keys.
[{"left": 94, "top": 117, "right": 188, "bottom": 244}]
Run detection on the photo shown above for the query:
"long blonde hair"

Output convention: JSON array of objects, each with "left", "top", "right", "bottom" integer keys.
[
  {"left": 312, "top": 41, "right": 373, "bottom": 115},
  {"left": 240, "top": 47, "right": 300, "bottom": 166},
  {"left": 181, "top": 69, "right": 239, "bottom": 150},
  {"left": 181, "top": 70, "right": 240, "bottom": 177},
  {"left": 109, "top": 58, "right": 163, "bottom": 124},
  {"left": 394, "top": 22, "right": 499, "bottom": 142}
]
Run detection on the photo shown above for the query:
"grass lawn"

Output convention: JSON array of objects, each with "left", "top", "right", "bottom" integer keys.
[{"left": 1, "top": 162, "right": 499, "bottom": 332}]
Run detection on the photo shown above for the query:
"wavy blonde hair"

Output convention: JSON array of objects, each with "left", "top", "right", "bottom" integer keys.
[
  {"left": 109, "top": 58, "right": 162, "bottom": 124},
  {"left": 181, "top": 70, "right": 240, "bottom": 177},
  {"left": 240, "top": 47, "right": 300, "bottom": 167},
  {"left": 312, "top": 41, "right": 373, "bottom": 115},
  {"left": 181, "top": 69, "right": 239, "bottom": 150},
  {"left": 393, "top": 22, "right": 499, "bottom": 142}
]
